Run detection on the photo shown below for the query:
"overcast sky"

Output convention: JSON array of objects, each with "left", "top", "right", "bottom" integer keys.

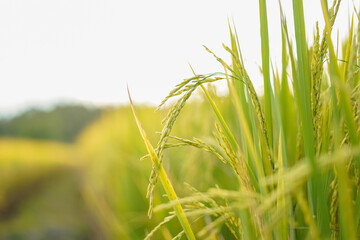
[{"left": 0, "top": 0, "right": 356, "bottom": 116}]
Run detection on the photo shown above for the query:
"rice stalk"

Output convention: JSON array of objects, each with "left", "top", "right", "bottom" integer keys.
[
  {"left": 130, "top": 0, "right": 360, "bottom": 238},
  {"left": 128, "top": 87, "right": 196, "bottom": 240}
]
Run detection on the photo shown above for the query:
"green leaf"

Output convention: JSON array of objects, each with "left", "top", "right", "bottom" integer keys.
[{"left": 127, "top": 86, "right": 196, "bottom": 240}]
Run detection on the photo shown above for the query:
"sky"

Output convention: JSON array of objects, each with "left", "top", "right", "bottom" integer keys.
[{"left": 0, "top": 0, "right": 356, "bottom": 116}]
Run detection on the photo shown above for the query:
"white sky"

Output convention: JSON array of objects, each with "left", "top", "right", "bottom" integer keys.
[{"left": 0, "top": 0, "right": 356, "bottom": 116}]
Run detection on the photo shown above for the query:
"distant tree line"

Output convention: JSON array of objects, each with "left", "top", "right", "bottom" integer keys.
[{"left": 0, "top": 105, "right": 102, "bottom": 142}]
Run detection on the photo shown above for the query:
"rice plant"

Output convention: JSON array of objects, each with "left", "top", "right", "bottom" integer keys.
[{"left": 131, "top": 0, "right": 360, "bottom": 239}]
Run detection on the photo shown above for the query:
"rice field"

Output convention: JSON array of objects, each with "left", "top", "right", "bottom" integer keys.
[
  {"left": 2, "top": 0, "right": 360, "bottom": 239},
  {"left": 130, "top": 0, "right": 360, "bottom": 239}
]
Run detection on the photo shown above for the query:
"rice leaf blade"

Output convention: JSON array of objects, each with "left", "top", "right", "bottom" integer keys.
[
  {"left": 127, "top": 87, "right": 196, "bottom": 240},
  {"left": 259, "top": 0, "right": 274, "bottom": 150}
]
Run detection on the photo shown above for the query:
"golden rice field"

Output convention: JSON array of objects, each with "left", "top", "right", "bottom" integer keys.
[
  {"left": 0, "top": 139, "right": 77, "bottom": 208},
  {"left": 3, "top": 0, "right": 360, "bottom": 239},
  {"left": 0, "top": 101, "right": 237, "bottom": 239}
]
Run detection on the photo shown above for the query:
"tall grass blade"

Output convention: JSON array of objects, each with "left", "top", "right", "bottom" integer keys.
[
  {"left": 259, "top": 0, "right": 274, "bottom": 151},
  {"left": 321, "top": 0, "right": 360, "bottom": 233},
  {"left": 292, "top": 0, "right": 332, "bottom": 235},
  {"left": 292, "top": 0, "right": 315, "bottom": 168},
  {"left": 336, "top": 160, "right": 357, "bottom": 240},
  {"left": 127, "top": 87, "right": 196, "bottom": 240}
]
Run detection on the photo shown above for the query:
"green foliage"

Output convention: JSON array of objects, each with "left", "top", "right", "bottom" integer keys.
[
  {"left": 77, "top": 103, "right": 239, "bottom": 239},
  {"left": 5, "top": 0, "right": 360, "bottom": 239},
  {"left": 132, "top": 0, "right": 360, "bottom": 239},
  {"left": 0, "top": 104, "right": 101, "bottom": 142}
]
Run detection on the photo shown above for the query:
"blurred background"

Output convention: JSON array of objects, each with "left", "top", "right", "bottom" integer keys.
[{"left": 0, "top": 0, "right": 355, "bottom": 239}]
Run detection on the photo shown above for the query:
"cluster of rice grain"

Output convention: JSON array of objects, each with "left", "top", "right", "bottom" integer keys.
[{"left": 131, "top": 0, "right": 360, "bottom": 239}]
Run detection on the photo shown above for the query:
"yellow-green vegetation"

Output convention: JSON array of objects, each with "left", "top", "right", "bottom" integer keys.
[
  {"left": 3, "top": 0, "right": 360, "bottom": 239},
  {"left": 130, "top": 0, "right": 360, "bottom": 239},
  {"left": 0, "top": 138, "right": 95, "bottom": 239},
  {"left": 0, "top": 138, "right": 77, "bottom": 210},
  {"left": 76, "top": 102, "right": 239, "bottom": 239}
]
